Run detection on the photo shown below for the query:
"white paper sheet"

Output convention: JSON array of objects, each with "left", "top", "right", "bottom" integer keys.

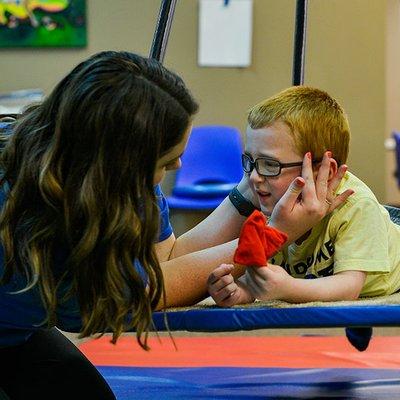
[{"left": 198, "top": 0, "right": 253, "bottom": 67}]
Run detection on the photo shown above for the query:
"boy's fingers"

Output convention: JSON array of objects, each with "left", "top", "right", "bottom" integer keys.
[
  {"left": 246, "top": 265, "right": 270, "bottom": 285},
  {"left": 210, "top": 274, "right": 234, "bottom": 291},
  {"left": 216, "top": 290, "right": 239, "bottom": 307},
  {"left": 244, "top": 273, "right": 257, "bottom": 295},
  {"left": 216, "top": 282, "right": 237, "bottom": 298},
  {"left": 207, "top": 264, "right": 234, "bottom": 285},
  {"left": 213, "top": 284, "right": 239, "bottom": 305}
]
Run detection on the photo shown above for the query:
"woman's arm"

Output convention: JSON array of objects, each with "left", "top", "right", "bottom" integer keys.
[
  {"left": 154, "top": 174, "right": 256, "bottom": 263},
  {"left": 246, "top": 265, "right": 367, "bottom": 303},
  {"left": 167, "top": 177, "right": 255, "bottom": 258},
  {"left": 157, "top": 239, "right": 246, "bottom": 309}
]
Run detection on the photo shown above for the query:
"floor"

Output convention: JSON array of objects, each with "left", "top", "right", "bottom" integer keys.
[{"left": 77, "top": 331, "right": 400, "bottom": 399}]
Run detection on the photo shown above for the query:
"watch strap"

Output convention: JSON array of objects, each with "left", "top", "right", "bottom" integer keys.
[{"left": 229, "top": 186, "right": 260, "bottom": 217}]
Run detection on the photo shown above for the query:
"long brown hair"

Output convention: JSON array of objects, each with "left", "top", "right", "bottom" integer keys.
[{"left": 0, "top": 51, "right": 198, "bottom": 348}]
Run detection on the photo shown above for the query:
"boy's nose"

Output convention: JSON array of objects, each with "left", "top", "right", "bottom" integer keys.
[{"left": 249, "top": 168, "right": 266, "bottom": 184}]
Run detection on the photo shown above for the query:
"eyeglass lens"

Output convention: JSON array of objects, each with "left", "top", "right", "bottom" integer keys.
[{"left": 242, "top": 154, "right": 280, "bottom": 176}]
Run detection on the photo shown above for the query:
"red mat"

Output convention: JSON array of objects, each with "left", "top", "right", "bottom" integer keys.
[{"left": 79, "top": 336, "right": 400, "bottom": 369}]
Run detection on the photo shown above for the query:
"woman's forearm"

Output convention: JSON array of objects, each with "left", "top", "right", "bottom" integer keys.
[
  {"left": 170, "top": 197, "right": 246, "bottom": 258},
  {"left": 158, "top": 239, "right": 246, "bottom": 309}
]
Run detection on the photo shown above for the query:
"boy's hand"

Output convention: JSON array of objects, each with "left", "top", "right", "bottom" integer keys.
[
  {"left": 207, "top": 264, "right": 254, "bottom": 307},
  {"left": 245, "top": 264, "right": 292, "bottom": 301},
  {"left": 268, "top": 151, "right": 354, "bottom": 243}
]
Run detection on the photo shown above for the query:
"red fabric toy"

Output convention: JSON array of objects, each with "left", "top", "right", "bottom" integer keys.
[{"left": 233, "top": 210, "right": 288, "bottom": 267}]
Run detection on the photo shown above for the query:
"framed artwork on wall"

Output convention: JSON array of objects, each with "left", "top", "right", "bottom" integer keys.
[{"left": 0, "top": 0, "right": 86, "bottom": 48}]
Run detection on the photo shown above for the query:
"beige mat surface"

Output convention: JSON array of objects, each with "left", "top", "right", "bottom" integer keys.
[{"left": 167, "top": 292, "right": 400, "bottom": 312}]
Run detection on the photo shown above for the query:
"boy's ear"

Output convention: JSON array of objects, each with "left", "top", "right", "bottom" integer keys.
[
  {"left": 327, "top": 158, "right": 338, "bottom": 181},
  {"left": 312, "top": 158, "right": 338, "bottom": 181}
]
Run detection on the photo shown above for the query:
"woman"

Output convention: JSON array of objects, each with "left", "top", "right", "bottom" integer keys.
[{"left": 0, "top": 51, "right": 349, "bottom": 399}]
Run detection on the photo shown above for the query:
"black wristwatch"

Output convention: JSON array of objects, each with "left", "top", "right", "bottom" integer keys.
[{"left": 229, "top": 186, "right": 260, "bottom": 217}]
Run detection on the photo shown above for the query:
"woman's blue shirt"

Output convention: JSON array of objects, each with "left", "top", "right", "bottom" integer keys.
[{"left": 0, "top": 184, "right": 173, "bottom": 347}]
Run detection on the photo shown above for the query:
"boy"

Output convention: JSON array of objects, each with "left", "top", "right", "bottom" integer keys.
[{"left": 207, "top": 86, "right": 400, "bottom": 307}]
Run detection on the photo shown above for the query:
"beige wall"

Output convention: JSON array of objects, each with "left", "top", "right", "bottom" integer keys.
[
  {"left": 307, "top": 0, "right": 386, "bottom": 200},
  {"left": 386, "top": 0, "right": 400, "bottom": 205},
  {"left": 0, "top": 0, "right": 397, "bottom": 208}
]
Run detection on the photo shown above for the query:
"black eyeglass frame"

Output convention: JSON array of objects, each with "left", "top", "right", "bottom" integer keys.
[{"left": 241, "top": 153, "right": 321, "bottom": 177}]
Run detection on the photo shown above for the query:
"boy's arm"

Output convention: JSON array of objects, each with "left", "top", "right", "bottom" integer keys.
[
  {"left": 246, "top": 265, "right": 367, "bottom": 302},
  {"left": 282, "top": 270, "right": 367, "bottom": 302}
]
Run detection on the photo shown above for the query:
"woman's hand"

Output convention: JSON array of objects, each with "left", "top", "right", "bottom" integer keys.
[
  {"left": 236, "top": 173, "right": 261, "bottom": 209},
  {"left": 207, "top": 264, "right": 254, "bottom": 307},
  {"left": 268, "top": 151, "right": 353, "bottom": 244},
  {"left": 245, "top": 264, "right": 292, "bottom": 301}
]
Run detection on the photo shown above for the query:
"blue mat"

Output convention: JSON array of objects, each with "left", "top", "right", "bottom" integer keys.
[
  {"left": 98, "top": 366, "right": 400, "bottom": 399},
  {"left": 153, "top": 303, "right": 400, "bottom": 332}
]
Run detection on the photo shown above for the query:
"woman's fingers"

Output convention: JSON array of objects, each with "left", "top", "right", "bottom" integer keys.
[
  {"left": 274, "top": 177, "right": 305, "bottom": 212},
  {"left": 237, "top": 173, "right": 261, "bottom": 208},
  {"left": 315, "top": 151, "right": 332, "bottom": 201},
  {"left": 328, "top": 164, "right": 347, "bottom": 195},
  {"left": 300, "top": 152, "right": 316, "bottom": 199},
  {"left": 325, "top": 164, "right": 354, "bottom": 211},
  {"left": 268, "top": 151, "right": 353, "bottom": 244},
  {"left": 329, "top": 189, "right": 354, "bottom": 211}
]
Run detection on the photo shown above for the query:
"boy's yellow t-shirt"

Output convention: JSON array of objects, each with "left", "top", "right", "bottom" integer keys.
[{"left": 270, "top": 172, "right": 400, "bottom": 297}]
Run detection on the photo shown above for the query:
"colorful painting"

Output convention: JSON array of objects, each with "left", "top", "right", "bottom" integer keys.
[{"left": 0, "top": 0, "right": 86, "bottom": 48}]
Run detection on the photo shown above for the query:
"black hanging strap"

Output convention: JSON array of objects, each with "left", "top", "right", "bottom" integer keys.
[
  {"left": 149, "top": 0, "right": 178, "bottom": 63},
  {"left": 292, "top": 0, "right": 308, "bottom": 86}
]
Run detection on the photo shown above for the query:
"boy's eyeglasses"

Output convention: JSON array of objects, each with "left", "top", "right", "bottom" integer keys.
[{"left": 241, "top": 153, "right": 321, "bottom": 177}]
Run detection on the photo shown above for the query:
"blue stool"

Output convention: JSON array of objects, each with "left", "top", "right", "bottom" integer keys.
[{"left": 167, "top": 125, "right": 243, "bottom": 210}]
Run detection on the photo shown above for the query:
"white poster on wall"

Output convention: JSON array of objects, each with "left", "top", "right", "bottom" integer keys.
[{"left": 198, "top": 0, "right": 253, "bottom": 67}]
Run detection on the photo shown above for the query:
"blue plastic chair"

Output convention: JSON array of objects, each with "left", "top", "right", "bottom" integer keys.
[
  {"left": 167, "top": 125, "right": 244, "bottom": 210},
  {"left": 393, "top": 132, "right": 400, "bottom": 188}
]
